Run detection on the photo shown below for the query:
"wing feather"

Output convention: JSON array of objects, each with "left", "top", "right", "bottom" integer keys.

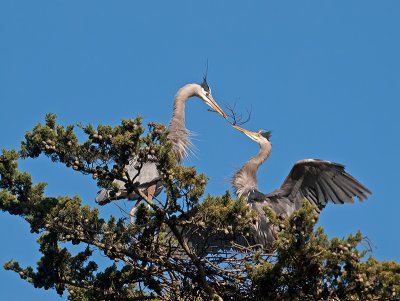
[
  {"left": 319, "top": 176, "right": 341, "bottom": 204},
  {"left": 315, "top": 180, "right": 326, "bottom": 207},
  {"left": 331, "top": 177, "right": 354, "bottom": 203},
  {"left": 341, "top": 173, "right": 370, "bottom": 199},
  {"left": 338, "top": 174, "right": 367, "bottom": 199},
  {"left": 266, "top": 159, "right": 371, "bottom": 209},
  {"left": 324, "top": 172, "right": 351, "bottom": 203},
  {"left": 334, "top": 177, "right": 355, "bottom": 198}
]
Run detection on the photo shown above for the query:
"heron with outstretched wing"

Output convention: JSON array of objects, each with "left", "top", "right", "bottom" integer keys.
[{"left": 231, "top": 125, "right": 371, "bottom": 247}]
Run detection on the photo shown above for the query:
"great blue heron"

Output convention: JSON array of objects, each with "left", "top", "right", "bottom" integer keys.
[
  {"left": 231, "top": 125, "right": 371, "bottom": 247},
  {"left": 95, "top": 78, "right": 227, "bottom": 221}
]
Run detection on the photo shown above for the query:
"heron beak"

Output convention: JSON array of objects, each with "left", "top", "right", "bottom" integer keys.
[
  {"left": 204, "top": 95, "right": 227, "bottom": 119},
  {"left": 232, "top": 125, "right": 259, "bottom": 142}
]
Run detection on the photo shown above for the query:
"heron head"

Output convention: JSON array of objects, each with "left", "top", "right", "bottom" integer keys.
[
  {"left": 233, "top": 125, "right": 272, "bottom": 144},
  {"left": 197, "top": 77, "right": 227, "bottom": 118}
]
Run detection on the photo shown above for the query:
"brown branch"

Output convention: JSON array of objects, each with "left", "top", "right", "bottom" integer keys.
[
  {"left": 135, "top": 188, "right": 223, "bottom": 300},
  {"left": 225, "top": 102, "right": 252, "bottom": 126},
  {"left": 208, "top": 102, "right": 251, "bottom": 126}
]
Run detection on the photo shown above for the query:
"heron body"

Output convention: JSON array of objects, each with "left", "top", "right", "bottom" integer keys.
[
  {"left": 231, "top": 126, "right": 371, "bottom": 248},
  {"left": 95, "top": 81, "right": 226, "bottom": 219},
  {"left": 95, "top": 159, "right": 163, "bottom": 205}
]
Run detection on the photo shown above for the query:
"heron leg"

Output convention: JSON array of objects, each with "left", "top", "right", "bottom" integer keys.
[
  {"left": 129, "top": 184, "right": 157, "bottom": 224},
  {"left": 147, "top": 184, "right": 157, "bottom": 199},
  {"left": 130, "top": 200, "right": 141, "bottom": 224}
]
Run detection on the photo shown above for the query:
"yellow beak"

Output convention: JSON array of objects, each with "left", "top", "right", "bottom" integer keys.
[
  {"left": 204, "top": 94, "right": 227, "bottom": 119},
  {"left": 232, "top": 125, "right": 259, "bottom": 142}
]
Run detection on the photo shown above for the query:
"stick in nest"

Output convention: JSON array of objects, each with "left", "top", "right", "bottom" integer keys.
[{"left": 208, "top": 102, "right": 251, "bottom": 126}]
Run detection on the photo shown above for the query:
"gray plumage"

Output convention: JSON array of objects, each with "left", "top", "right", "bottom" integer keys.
[
  {"left": 95, "top": 160, "right": 163, "bottom": 205},
  {"left": 96, "top": 81, "right": 226, "bottom": 205},
  {"left": 231, "top": 126, "right": 371, "bottom": 248}
]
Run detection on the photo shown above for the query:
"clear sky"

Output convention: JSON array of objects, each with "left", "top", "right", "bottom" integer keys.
[{"left": 1, "top": 1, "right": 399, "bottom": 299}]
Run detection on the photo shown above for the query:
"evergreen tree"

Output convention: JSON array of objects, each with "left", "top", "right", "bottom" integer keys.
[{"left": 1, "top": 114, "right": 399, "bottom": 300}]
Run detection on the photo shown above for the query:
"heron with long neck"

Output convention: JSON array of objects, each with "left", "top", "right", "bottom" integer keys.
[
  {"left": 168, "top": 80, "right": 225, "bottom": 162},
  {"left": 96, "top": 78, "right": 227, "bottom": 221},
  {"left": 231, "top": 125, "right": 371, "bottom": 247}
]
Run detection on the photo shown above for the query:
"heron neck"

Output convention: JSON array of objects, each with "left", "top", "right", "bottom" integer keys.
[
  {"left": 250, "top": 142, "right": 271, "bottom": 167},
  {"left": 168, "top": 84, "right": 197, "bottom": 162},
  {"left": 233, "top": 142, "right": 272, "bottom": 198}
]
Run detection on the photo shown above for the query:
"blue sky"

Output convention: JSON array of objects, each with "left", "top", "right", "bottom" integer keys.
[{"left": 1, "top": 1, "right": 399, "bottom": 299}]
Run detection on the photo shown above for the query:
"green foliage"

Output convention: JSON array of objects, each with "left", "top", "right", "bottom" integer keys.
[
  {"left": 1, "top": 114, "right": 399, "bottom": 300},
  {"left": 250, "top": 202, "right": 400, "bottom": 300},
  {"left": 190, "top": 192, "right": 256, "bottom": 237}
]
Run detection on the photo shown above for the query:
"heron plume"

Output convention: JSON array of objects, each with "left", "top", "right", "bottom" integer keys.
[{"left": 259, "top": 130, "right": 272, "bottom": 141}]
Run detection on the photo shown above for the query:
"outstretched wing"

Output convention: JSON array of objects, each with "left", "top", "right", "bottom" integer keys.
[{"left": 266, "top": 159, "right": 371, "bottom": 210}]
